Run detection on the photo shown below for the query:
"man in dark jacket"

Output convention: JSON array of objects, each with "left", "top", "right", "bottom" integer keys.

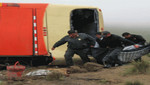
[
  {"left": 92, "top": 32, "right": 108, "bottom": 64},
  {"left": 51, "top": 30, "right": 95, "bottom": 67},
  {"left": 102, "top": 31, "right": 138, "bottom": 68},
  {"left": 95, "top": 32, "right": 107, "bottom": 48},
  {"left": 122, "top": 32, "right": 146, "bottom": 45},
  {"left": 122, "top": 32, "right": 146, "bottom": 61}
]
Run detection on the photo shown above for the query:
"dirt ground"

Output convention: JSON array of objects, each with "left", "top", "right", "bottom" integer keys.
[{"left": 0, "top": 56, "right": 150, "bottom": 85}]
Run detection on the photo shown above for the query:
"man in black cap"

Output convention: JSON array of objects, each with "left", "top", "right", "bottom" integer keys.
[
  {"left": 122, "top": 32, "right": 146, "bottom": 61},
  {"left": 122, "top": 32, "right": 146, "bottom": 45},
  {"left": 95, "top": 32, "right": 107, "bottom": 48},
  {"left": 102, "top": 31, "right": 138, "bottom": 68},
  {"left": 91, "top": 32, "right": 108, "bottom": 64},
  {"left": 51, "top": 30, "right": 95, "bottom": 67}
]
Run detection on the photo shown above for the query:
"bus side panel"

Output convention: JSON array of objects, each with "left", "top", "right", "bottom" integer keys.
[
  {"left": 36, "top": 8, "right": 48, "bottom": 55},
  {"left": 97, "top": 9, "right": 104, "bottom": 32},
  {"left": 0, "top": 8, "right": 33, "bottom": 55},
  {"left": 47, "top": 5, "right": 70, "bottom": 59}
]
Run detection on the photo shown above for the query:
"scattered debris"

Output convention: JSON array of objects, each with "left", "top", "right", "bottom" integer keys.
[
  {"left": 26, "top": 69, "right": 51, "bottom": 76},
  {"left": 7, "top": 61, "right": 25, "bottom": 80}
]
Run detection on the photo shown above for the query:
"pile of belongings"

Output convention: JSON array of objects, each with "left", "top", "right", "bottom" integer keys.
[{"left": 118, "top": 44, "right": 150, "bottom": 63}]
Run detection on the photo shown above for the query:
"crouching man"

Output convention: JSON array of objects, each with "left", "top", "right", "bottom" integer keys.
[
  {"left": 102, "top": 31, "right": 138, "bottom": 68},
  {"left": 92, "top": 32, "right": 108, "bottom": 64},
  {"left": 51, "top": 30, "right": 95, "bottom": 67},
  {"left": 122, "top": 32, "right": 146, "bottom": 61}
]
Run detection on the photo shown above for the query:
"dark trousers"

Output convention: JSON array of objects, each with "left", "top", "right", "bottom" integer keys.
[
  {"left": 92, "top": 48, "right": 108, "bottom": 64},
  {"left": 102, "top": 48, "right": 122, "bottom": 66},
  {"left": 64, "top": 48, "right": 90, "bottom": 66}
]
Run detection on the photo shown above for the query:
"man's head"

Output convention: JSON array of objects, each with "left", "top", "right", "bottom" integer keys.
[
  {"left": 122, "top": 32, "right": 131, "bottom": 38},
  {"left": 68, "top": 30, "right": 78, "bottom": 38},
  {"left": 102, "top": 31, "right": 111, "bottom": 38},
  {"left": 95, "top": 32, "right": 102, "bottom": 38}
]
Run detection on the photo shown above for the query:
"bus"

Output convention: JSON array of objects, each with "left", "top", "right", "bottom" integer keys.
[{"left": 0, "top": 3, "right": 104, "bottom": 65}]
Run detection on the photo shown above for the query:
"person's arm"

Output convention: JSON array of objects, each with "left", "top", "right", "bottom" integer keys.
[
  {"left": 134, "top": 35, "right": 146, "bottom": 44},
  {"left": 52, "top": 36, "right": 67, "bottom": 50},
  {"left": 85, "top": 34, "right": 96, "bottom": 47},
  {"left": 118, "top": 36, "right": 140, "bottom": 48},
  {"left": 96, "top": 38, "right": 100, "bottom": 45},
  {"left": 118, "top": 35, "right": 135, "bottom": 45}
]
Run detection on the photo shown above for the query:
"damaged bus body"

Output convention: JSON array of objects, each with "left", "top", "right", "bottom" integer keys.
[
  {"left": 0, "top": 3, "right": 53, "bottom": 65},
  {"left": 0, "top": 3, "right": 104, "bottom": 65},
  {"left": 46, "top": 5, "right": 104, "bottom": 65}
]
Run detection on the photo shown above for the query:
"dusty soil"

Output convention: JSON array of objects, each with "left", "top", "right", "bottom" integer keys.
[{"left": 0, "top": 56, "right": 150, "bottom": 85}]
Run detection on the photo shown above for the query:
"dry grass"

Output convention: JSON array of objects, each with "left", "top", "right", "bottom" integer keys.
[
  {"left": 125, "top": 80, "right": 144, "bottom": 85},
  {"left": 147, "top": 53, "right": 150, "bottom": 57},
  {"left": 83, "top": 62, "right": 103, "bottom": 72},
  {"left": 123, "top": 60, "right": 150, "bottom": 76},
  {"left": 46, "top": 71, "right": 65, "bottom": 81},
  {"left": 99, "top": 79, "right": 111, "bottom": 84},
  {"left": 67, "top": 66, "right": 87, "bottom": 73}
]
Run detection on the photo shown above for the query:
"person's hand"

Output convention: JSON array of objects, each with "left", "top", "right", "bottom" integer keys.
[
  {"left": 90, "top": 45, "right": 94, "bottom": 48},
  {"left": 134, "top": 45, "right": 139, "bottom": 48},
  {"left": 51, "top": 47, "right": 55, "bottom": 50}
]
